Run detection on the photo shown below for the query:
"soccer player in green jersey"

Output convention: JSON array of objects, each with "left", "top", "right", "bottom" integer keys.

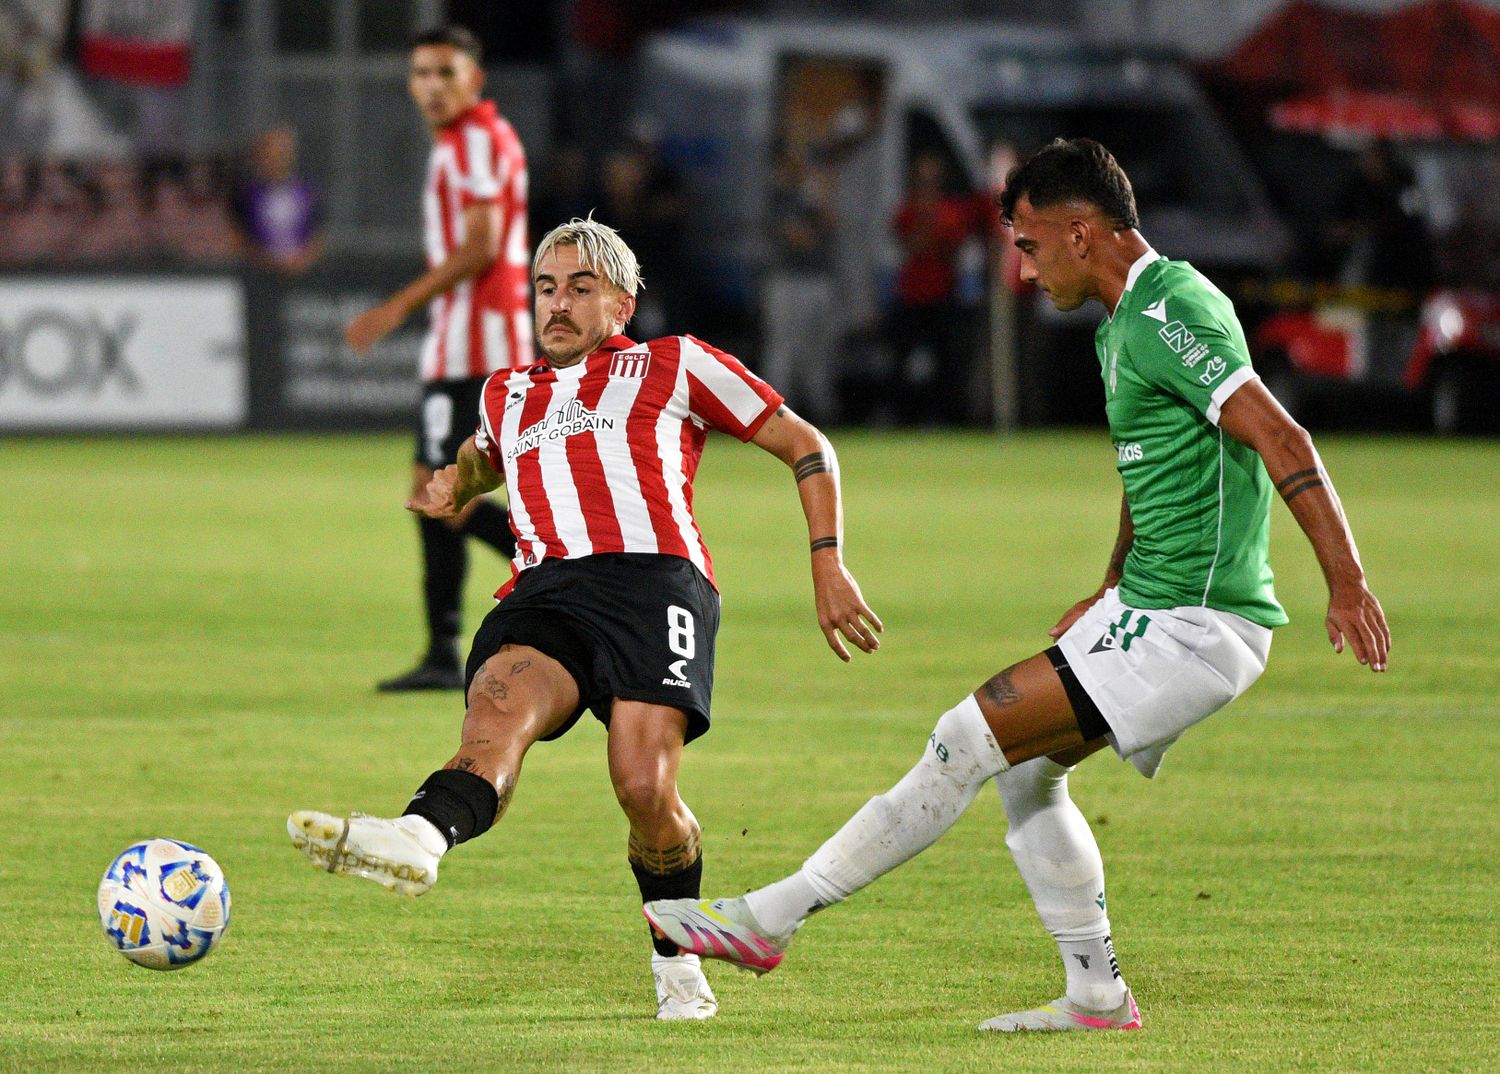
[{"left": 642, "top": 138, "right": 1391, "bottom": 1031}]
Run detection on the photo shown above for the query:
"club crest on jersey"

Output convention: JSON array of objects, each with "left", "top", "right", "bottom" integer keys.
[
  {"left": 609, "top": 348, "right": 651, "bottom": 379},
  {"left": 507, "top": 398, "right": 616, "bottom": 461}
]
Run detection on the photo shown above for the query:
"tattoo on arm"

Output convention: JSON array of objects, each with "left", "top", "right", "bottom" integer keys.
[
  {"left": 1280, "top": 476, "right": 1326, "bottom": 504},
  {"left": 1106, "top": 532, "right": 1131, "bottom": 580},
  {"left": 810, "top": 536, "right": 839, "bottom": 553},
  {"left": 793, "top": 451, "right": 830, "bottom": 482},
  {"left": 1105, "top": 496, "right": 1133, "bottom": 583},
  {"left": 1275, "top": 467, "right": 1320, "bottom": 491},
  {"left": 628, "top": 826, "right": 703, "bottom": 875},
  {"left": 980, "top": 669, "right": 1022, "bottom": 708}
]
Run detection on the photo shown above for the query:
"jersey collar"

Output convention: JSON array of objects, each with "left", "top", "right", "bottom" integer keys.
[
  {"left": 442, "top": 99, "right": 496, "bottom": 131},
  {"left": 527, "top": 334, "right": 637, "bottom": 382},
  {"left": 1123, "top": 248, "right": 1160, "bottom": 294},
  {"left": 1105, "top": 248, "right": 1161, "bottom": 321}
]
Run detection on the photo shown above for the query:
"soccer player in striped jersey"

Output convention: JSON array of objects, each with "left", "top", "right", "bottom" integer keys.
[
  {"left": 345, "top": 26, "right": 532, "bottom": 692},
  {"left": 291, "top": 216, "right": 883, "bottom": 1020},
  {"left": 645, "top": 138, "right": 1391, "bottom": 1032}
]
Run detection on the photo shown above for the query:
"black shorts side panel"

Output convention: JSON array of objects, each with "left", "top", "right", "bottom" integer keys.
[
  {"left": 463, "top": 554, "right": 721, "bottom": 744},
  {"left": 415, "top": 376, "right": 488, "bottom": 468},
  {"left": 1045, "top": 644, "right": 1113, "bottom": 742}
]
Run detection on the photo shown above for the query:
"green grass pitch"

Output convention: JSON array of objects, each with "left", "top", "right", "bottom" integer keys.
[{"left": 1, "top": 430, "right": 1496, "bottom": 1073}]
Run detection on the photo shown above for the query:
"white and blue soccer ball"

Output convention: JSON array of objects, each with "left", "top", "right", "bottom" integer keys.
[{"left": 97, "top": 839, "right": 231, "bottom": 970}]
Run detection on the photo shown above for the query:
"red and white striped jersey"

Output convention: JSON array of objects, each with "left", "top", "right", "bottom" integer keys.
[
  {"left": 473, "top": 334, "right": 783, "bottom": 590},
  {"left": 420, "top": 99, "right": 533, "bottom": 383}
]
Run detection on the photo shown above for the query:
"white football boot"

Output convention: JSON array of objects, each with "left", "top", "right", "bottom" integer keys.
[
  {"left": 978, "top": 989, "right": 1142, "bottom": 1032},
  {"left": 652, "top": 952, "right": 718, "bottom": 1021},
  {"left": 287, "top": 810, "right": 444, "bottom": 896},
  {"left": 643, "top": 896, "right": 790, "bottom": 975}
]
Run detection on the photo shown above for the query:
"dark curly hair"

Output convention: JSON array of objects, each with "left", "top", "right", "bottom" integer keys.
[{"left": 998, "top": 138, "right": 1139, "bottom": 231}]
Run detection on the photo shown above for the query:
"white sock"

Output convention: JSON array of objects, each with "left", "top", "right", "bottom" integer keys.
[
  {"left": 651, "top": 951, "right": 701, "bottom": 969},
  {"left": 742, "top": 872, "right": 821, "bottom": 939},
  {"left": 994, "top": 757, "right": 1126, "bottom": 1009},
  {"left": 1059, "top": 936, "right": 1125, "bottom": 1011},
  {"left": 747, "top": 696, "right": 1008, "bottom": 934},
  {"left": 397, "top": 814, "right": 450, "bottom": 858}
]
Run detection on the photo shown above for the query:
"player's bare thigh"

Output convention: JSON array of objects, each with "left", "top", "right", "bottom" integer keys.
[
  {"left": 972, "top": 651, "right": 1109, "bottom": 767},
  {"left": 450, "top": 645, "right": 581, "bottom": 781}
]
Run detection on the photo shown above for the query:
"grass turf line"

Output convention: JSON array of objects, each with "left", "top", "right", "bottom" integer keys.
[{"left": 0, "top": 431, "right": 1496, "bottom": 1073}]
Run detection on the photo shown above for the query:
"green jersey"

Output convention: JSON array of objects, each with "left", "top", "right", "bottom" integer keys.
[{"left": 1095, "top": 251, "right": 1288, "bottom": 628}]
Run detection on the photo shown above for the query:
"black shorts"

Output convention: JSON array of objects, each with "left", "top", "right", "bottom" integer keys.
[
  {"left": 464, "top": 553, "right": 721, "bottom": 744},
  {"left": 415, "top": 376, "right": 487, "bottom": 469}
]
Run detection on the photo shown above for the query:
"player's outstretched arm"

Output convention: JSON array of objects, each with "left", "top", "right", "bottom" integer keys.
[
  {"left": 406, "top": 436, "right": 504, "bottom": 519},
  {"left": 750, "top": 405, "right": 883, "bottom": 662},
  {"left": 1049, "top": 493, "right": 1134, "bottom": 639},
  {"left": 346, "top": 202, "right": 502, "bottom": 354},
  {"left": 1218, "top": 380, "right": 1390, "bottom": 671}
]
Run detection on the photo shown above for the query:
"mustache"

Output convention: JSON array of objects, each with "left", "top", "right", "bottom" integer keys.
[{"left": 545, "top": 318, "right": 577, "bottom": 332}]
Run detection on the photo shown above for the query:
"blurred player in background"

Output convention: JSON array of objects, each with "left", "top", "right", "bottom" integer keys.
[
  {"left": 292, "top": 217, "right": 882, "bottom": 1020},
  {"left": 345, "top": 26, "right": 531, "bottom": 692},
  {"left": 645, "top": 138, "right": 1391, "bottom": 1032}
]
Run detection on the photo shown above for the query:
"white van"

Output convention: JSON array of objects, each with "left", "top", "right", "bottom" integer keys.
[{"left": 635, "top": 17, "right": 1288, "bottom": 420}]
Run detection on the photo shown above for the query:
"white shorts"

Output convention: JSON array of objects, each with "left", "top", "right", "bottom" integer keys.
[{"left": 1054, "top": 588, "right": 1273, "bottom": 778}]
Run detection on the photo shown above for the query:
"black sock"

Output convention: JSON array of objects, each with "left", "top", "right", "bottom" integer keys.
[
  {"left": 463, "top": 500, "right": 516, "bottom": 557},
  {"left": 419, "top": 516, "right": 466, "bottom": 663},
  {"left": 632, "top": 855, "right": 703, "bottom": 957},
  {"left": 403, "top": 769, "right": 499, "bottom": 848}
]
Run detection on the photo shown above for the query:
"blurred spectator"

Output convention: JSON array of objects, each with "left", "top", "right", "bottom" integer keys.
[
  {"left": 73, "top": 161, "right": 147, "bottom": 262},
  {"left": 816, "top": 81, "right": 884, "bottom": 359},
  {"left": 1329, "top": 140, "right": 1435, "bottom": 293},
  {"left": 231, "top": 126, "right": 325, "bottom": 275},
  {"left": 760, "top": 144, "right": 840, "bottom": 423},
  {"left": 531, "top": 138, "right": 594, "bottom": 237},
  {"left": 888, "top": 152, "right": 991, "bottom": 425},
  {"left": 164, "top": 158, "right": 237, "bottom": 262},
  {"left": 594, "top": 130, "right": 688, "bottom": 339}
]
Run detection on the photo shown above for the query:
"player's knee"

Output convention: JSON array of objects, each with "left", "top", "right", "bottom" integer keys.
[
  {"left": 611, "top": 772, "right": 675, "bottom": 822},
  {"left": 925, "top": 696, "right": 1009, "bottom": 781},
  {"left": 995, "top": 757, "right": 1069, "bottom": 821},
  {"left": 459, "top": 692, "right": 533, "bottom": 746}
]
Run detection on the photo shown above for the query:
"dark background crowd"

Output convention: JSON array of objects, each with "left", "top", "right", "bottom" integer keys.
[{"left": 4, "top": 0, "right": 1499, "bottom": 432}]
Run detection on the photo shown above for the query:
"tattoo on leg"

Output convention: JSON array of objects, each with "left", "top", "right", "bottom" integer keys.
[
  {"left": 470, "top": 666, "right": 509, "bottom": 703},
  {"left": 509, "top": 660, "right": 531, "bottom": 675},
  {"left": 453, "top": 756, "right": 479, "bottom": 773},
  {"left": 495, "top": 775, "right": 516, "bottom": 818},
  {"left": 981, "top": 669, "right": 1022, "bottom": 708},
  {"left": 628, "top": 826, "right": 703, "bottom": 875}
]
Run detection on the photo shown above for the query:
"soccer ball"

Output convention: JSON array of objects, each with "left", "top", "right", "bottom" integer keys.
[{"left": 97, "top": 839, "right": 231, "bottom": 970}]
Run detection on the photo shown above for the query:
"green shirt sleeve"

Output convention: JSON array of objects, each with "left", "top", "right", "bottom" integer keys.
[{"left": 1125, "top": 303, "right": 1258, "bottom": 426}]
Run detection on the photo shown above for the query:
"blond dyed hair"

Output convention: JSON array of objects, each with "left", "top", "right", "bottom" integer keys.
[{"left": 532, "top": 215, "right": 642, "bottom": 296}]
